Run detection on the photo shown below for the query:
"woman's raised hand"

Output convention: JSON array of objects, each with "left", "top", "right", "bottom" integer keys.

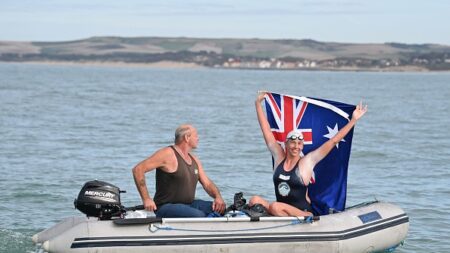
[
  {"left": 352, "top": 101, "right": 368, "bottom": 121},
  {"left": 256, "top": 91, "right": 268, "bottom": 103}
]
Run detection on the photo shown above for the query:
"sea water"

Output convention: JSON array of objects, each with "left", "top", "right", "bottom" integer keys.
[{"left": 0, "top": 63, "right": 449, "bottom": 252}]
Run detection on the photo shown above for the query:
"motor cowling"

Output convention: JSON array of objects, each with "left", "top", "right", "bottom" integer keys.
[{"left": 74, "top": 180, "right": 125, "bottom": 220}]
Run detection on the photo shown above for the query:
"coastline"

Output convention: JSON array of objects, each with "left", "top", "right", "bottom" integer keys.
[
  {"left": 0, "top": 60, "right": 444, "bottom": 72},
  {"left": 1, "top": 60, "right": 205, "bottom": 69},
  {"left": 2, "top": 37, "right": 449, "bottom": 72}
]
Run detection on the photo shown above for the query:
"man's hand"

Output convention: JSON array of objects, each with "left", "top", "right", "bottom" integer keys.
[
  {"left": 212, "top": 197, "right": 226, "bottom": 214},
  {"left": 143, "top": 198, "right": 157, "bottom": 212}
]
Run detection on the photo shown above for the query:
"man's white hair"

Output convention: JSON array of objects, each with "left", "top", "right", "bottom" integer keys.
[{"left": 174, "top": 124, "right": 193, "bottom": 144}]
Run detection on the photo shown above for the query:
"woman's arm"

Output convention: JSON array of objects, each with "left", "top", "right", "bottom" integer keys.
[
  {"left": 255, "top": 91, "right": 284, "bottom": 164},
  {"left": 307, "top": 101, "right": 368, "bottom": 167}
]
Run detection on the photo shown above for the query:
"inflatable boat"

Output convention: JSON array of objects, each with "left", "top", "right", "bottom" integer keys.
[{"left": 32, "top": 181, "right": 409, "bottom": 253}]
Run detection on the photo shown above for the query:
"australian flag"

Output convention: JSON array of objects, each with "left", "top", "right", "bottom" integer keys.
[{"left": 264, "top": 92, "right": 356, "bottom": 215}]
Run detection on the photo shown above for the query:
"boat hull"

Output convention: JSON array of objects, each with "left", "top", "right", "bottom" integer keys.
[{"left": 34, "top": 201, "right": 409, "bottom": 253}]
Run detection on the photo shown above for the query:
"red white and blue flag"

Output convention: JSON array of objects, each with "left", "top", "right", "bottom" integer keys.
[{"left": 264, "top": 92, "right": 356, "bottom": 215}]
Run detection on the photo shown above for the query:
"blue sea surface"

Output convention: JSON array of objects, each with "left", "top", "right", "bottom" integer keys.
[{"left": 0, "top": 63, "right": 449, "bottom": 252}]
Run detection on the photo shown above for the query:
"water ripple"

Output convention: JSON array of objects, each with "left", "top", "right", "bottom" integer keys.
[{"left": 1, "top": 63, "right": 449, "bottom": 252}]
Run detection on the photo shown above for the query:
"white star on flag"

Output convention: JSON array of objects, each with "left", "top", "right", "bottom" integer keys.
[{"left": 323, "top": 123, "right": 345, "bottom": 148}]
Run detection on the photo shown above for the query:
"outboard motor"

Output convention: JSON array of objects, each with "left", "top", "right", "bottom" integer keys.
[{"left": 74, "top": 180, "right": 125, "bottom": 220}]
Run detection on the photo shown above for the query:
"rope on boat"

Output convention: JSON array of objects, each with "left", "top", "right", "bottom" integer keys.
[
  {"left": 149, "top": 216, "right": 314, "bottom": 233},
  {"left": 346, "top": 200, "right": 379, "bottom": 210}
]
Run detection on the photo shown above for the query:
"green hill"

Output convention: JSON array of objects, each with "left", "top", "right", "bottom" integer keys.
[{"left": 1, "top": 36, "right": 449, "bottom": 71}]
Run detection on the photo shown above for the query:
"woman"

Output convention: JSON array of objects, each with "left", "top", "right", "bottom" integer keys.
[{"left": 250, "top": 92, "right": 367, "bottom": 216}]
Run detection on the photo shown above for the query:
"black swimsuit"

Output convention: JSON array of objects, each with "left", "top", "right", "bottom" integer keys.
[{"left": 273, "top": 159, "right": 312, "bottom": 213}]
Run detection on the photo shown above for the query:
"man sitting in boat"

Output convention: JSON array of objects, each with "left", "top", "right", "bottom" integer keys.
[
  {"left": 249, "top": 92, "right": 367, "bottom": 217},
  {"left": 132, "top": 124, "right": 226, "bottom": 217}
]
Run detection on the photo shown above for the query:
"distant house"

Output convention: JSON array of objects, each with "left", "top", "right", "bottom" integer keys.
[{"left": 259, "top": 60, "right": 271, "bottom": 68}]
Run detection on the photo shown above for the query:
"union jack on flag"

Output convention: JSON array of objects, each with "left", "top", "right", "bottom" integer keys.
[
  {"left": 264, "top": 93, "right": 313, "bottom": 146},
  {"left": 264, "top": 92, "right": 356, "bottom": 215}
]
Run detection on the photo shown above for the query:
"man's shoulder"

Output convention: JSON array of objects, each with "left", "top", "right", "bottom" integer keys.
[
  {"left": 188, "top": 151, "right": 198, "bottom": 158},
  {"left": 159, "top": 145, "right": 173, "bottom": 152},
  {"left": 189, "top": 153, "right": 202, "bottom": 167},
  {"left": 152, "top": 146, "right": 176, "bottom": 160},
  {"left": 152, "top": 146, "right": 177, "bottom": 171}
]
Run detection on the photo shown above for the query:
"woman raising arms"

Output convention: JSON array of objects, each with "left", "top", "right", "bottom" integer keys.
[{"left": 250, "top": 92, "right": 367, "bottom": 216}]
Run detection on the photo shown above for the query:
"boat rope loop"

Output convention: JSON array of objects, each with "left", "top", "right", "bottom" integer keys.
[{"left": 149, "top": 216, "right": 314, "bottom": 233}]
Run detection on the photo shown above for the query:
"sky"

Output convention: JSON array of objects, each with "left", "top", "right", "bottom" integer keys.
[{"left": 0, "top": 0, "right": 449, "bottom": 45}]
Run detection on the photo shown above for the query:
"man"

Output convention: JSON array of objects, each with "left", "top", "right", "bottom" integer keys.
[{"left": 132, "top": 124, "right": 226, "bottom": 218}]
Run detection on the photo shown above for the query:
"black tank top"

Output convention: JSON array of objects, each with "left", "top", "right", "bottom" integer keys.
[
  {"left": 273, "top": 159, "right": 312, "bottom": 212},
  {"left": 153, "top": 146, "right": 199, "bottom": 207}
]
